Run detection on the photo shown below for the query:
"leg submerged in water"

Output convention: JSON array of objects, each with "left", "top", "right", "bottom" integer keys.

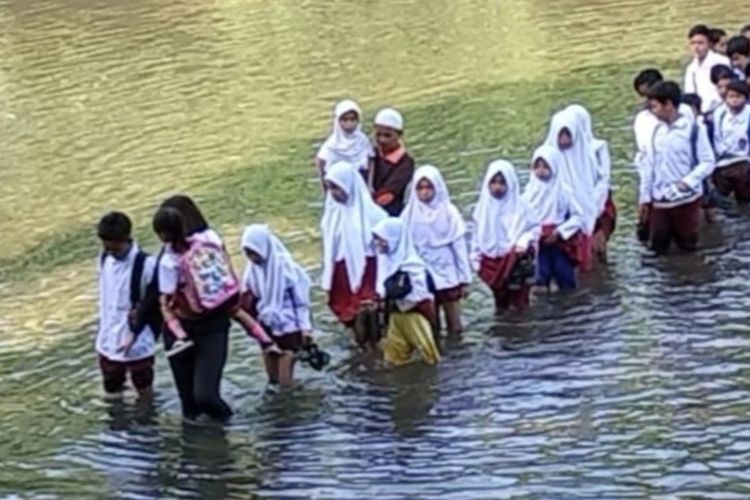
[{"left": 383, "top": 311, "right": 440, "bottom": 366}]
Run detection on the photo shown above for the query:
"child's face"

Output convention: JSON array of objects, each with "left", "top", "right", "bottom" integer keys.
[
  {"left": 373, "top": 235, "right": 389, "bottom": 254},
  {"left": 557, "top": 128, "right": 573, "bottom": 150},
  {"left": 101, "top": 239, "right": 130, "bottom": 259},
  {"left": 339, "top": 111, "right": 359, "bottom": 134},
  {"left": 637, "top": 83, "right": 651, "bottom": 101},
  {"left": 416, "top": 178, "right": 436, "bottom": 203},
  {"left": 489, "top": 173, "right": 507, "bottom": 199},
  {"left": 726, "top": 90, "right": 747, "bottom": 111},
  {"left": 374, "top": 125, "right": 401, "bottom": 152},
  {"left": 244, "top": 248, "right": 264, "bottom": 265},
  {"left": 718, "top": 78, "right": 732, "bottom": 100},
  {"left": 533, "top": 159, "right": 552, "bottom": 181},
  {"left": 731, "top": 54, "right": 750, "bottom": 71},
  {"left": 690, "top": 34, "right": 710, "bottom": 60},
  {"left": 648, "top": 99, "right": 672, "bottom": 123},
  {"left": 714, "top": 36, "right": 728, "bottom": 55},
  {"left": 325, "top": 181, "right": 348, "bottom": 204}
]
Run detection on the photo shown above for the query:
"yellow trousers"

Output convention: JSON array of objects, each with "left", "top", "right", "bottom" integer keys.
[{"left": 382, "top": 311, "right": 441, "bottom": 366}]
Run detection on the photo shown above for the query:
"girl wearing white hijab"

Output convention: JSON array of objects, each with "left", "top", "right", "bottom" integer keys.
[
  {"left": 545, "top": 108, "right": 600, "bottom": 272},
  {"left": 472, "top": 160, "right": 541, "bottom": 311},
  {"left": 566, "top": 104, "right": 617, "bottom": 262},
  {"left": 322, "top": 161, "right": 387, "bottom": 346},
  {"left": 372, "top": 217, "right": 441, "bottom": 366},
  {"left": 316, "top": 100, "right": 374, "bottom": 186},
  {"left": 401, "top": 165, "right": 471, "bottom": 334},
  {"left": 523, "top": 145, "right": 586, "bottom": 290},
  {"left": 241, "top": 224, "right": 313, "bottom": 386}
]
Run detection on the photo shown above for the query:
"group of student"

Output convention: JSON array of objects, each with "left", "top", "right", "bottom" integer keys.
[{"left": 92, "top": 22, "right": 750, "bottom": 423}]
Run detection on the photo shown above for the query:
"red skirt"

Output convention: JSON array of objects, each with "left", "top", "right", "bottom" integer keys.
[
  {"left": 478, "top": 252, "right": 530, "bottom": 311},
  {"left": 327, "top": 257, "right": 378, "bottom": 326},
  {"left": 542, "top": 225, "right": 582, "bottom": 267},
  {"left": 595, "top": 192, "right": 617, "bottom": 242}
]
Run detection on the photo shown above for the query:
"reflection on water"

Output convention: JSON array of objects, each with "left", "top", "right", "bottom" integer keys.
[{"left": 2, "top": 0, "right": 750, "bottom": 497}]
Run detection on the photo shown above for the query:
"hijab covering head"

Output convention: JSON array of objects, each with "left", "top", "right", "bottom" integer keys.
[
  {"left": 374, "top": 107, "right": 404, "bottom": 131},
  {"left": 523, "top": 145, "right": 571, "bottom": 225},
  {"left": 321, "top": 161, "right": 387, "bottom": 292},
  {"left": 372, "top": 217, "right": 427, "bottom": 298},
  {"left": 241, "top": 224, "right": 311, "bottom": 327},
  {"left": 472, "top": 160, "right": 536, "bottom": 257},
  {"left": 544, "top": 108, "right": 598, "bottom": 232},
  {"left": 401, "top": 165, "right": 466, "bottom": 248},
  {"left": 320, "top": 99, "right": 372, "bottom": 166}
]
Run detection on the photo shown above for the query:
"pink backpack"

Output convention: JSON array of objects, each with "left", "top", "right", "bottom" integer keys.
[{"left": 179, "top": 237, "right": 240, "bottom": 315}]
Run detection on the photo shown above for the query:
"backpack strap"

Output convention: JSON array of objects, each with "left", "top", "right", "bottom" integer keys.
[
  {"left": 286, "top": 287, "right": 301, "bottom": 331},
  {"left": 130, "top": 250, "right": 147, "bottom": 308},
  {"left": 690, "top": 122, "right": 699, "bottom": 167}
]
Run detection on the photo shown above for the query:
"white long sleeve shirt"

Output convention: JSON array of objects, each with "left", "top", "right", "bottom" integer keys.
[
  {"left": 639, "top": 112, "right": 716, "bottom": 206},
  {"left": 417, "top": 237, "right": 472, "bottom": 291},
  {"left": 684, "top": 51, "right": 731, "bottom": 114},
  {"left": 713, "top": 104, "right": 750, "bottom": 164}
]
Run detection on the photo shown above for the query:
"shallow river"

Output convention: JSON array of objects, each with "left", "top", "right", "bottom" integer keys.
[{"left": 2, "top": 0, "right": 750, "bottom": 498}]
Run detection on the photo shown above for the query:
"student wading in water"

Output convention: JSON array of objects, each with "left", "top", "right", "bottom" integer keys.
[
  {"left": 639, "top": 82, "right": 716, "bottom": 255},
  {"left": 371, "top": 108, "right": 415, "bottom": 216},
  {"left": 315, "top": 99, "right": 374, "bottom": 186},
  {"left": 401, "top": 165, "right": 472, "bottom": 335},
  {"left": 153, "top": 196, "right": 274, "bottom": 421},
  {"left": 321, "top": 161, "right": 387, "bottom": 349}
]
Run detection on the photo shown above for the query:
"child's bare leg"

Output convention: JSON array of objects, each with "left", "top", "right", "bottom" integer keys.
[
  {"left": 443, "top": 300, "right": 463, "bottom": 335},
  {"left": 263, "top": 352, "right": 280, "bottom": 384},
  {"left": 277, "top": 352, "right": 296, "bottom": 388}
]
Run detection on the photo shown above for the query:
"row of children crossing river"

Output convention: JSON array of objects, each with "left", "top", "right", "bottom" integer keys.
[{"left": 94, "top": 22, "right": 750, "bottom": 422}]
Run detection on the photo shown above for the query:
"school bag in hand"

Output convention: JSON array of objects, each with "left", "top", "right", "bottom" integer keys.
[
  {"left": 384, "top": 270, "right": 412, "bottom": 301},
  {"left": 179, "top": 237, "right": 240, "bottom": 314}
]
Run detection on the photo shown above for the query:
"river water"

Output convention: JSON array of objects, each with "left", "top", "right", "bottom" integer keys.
[{"left": 2, "top": 0, "right": 750, "bottom": 498}]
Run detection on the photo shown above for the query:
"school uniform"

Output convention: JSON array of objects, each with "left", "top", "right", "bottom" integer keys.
[
  {"left": 524, "top": 146, "right": 586, "bottom": 290},
  {"left": 159, "top": 228, "right": 233, "bottom": 421},
  {"left": 321, "top": 161, "right": 387, "bottom": 326},
  {"left": 401, "top": 165, "right": 472, "bottom": 306},
  {"left": 241, "top": 225, "right": 313, "bottom": 352},
  {"left": 373, "top": 218, "right": 440, "bottom": 366},
  {"left": 97, "top": 244, "right": 156, "bottom": 394},
  {"left": 711, "top": 104, "right": 750, "bottom": 201},
  {"left": 684, "top": 50, "right": 732, "bottom": 114},
  {"left": 372, "top": 146, "right": 415, "bottom": 216},
  {"left": 472, "top": 160, "right": 540, "bottom": 311},
  {"left": 639, "top": 111, "right": 716, "bottom": 254},
  {"left": 316, "top": 100, "right": 374, "bottom": 175}
]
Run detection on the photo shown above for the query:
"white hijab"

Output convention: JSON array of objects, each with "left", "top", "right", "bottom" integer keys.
[
  {"left": 523, "top": 145, "right": 573, "bottom": 226},
  {"left": 372, "top": 217, "right": 430, "bottom": 301},
  {"left": 241, "top": 224, "right": 311, "bottom": 327},
  {"left": 321, "top": 161, "right": 387, "bottom": 292},
  {"left": 544, "top": 108, "right": 598, "bottom": 233},
  {"left": 401, "top": 165, "right": 466, "bottom": 248},
  {"left": 320, "top": 100, "right": 373, "bottom": 168},
  {"left": 566, "top": 104, "right": 611, "bottom": 212},
  {"left": 472, "top": 160, "right": 537, "bottom": 257}
]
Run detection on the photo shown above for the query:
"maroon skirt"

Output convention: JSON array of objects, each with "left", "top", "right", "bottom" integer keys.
[
  {"left": 478, "top": 252, "right": 531, "bottom": 312},
  {"left": 434, "top": 285, "right": 464, "bottom": 304},
  {"left": 595, "top": 192, "right": 617, "bottom": 241},
  {"left": 327, "top": 257, "right": 378, "bottom": 326}
]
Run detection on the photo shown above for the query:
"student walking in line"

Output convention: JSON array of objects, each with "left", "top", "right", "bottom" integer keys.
[
  {"left": 401, "top": 165, "right": 472, "bottom": 334},
  {"left": 684, "top": 24, "right": 731, "bottom": 115},
  {"left": 711, "top": 80, "right": 750, "bottom": 202},
  {"left": 370, "top": 108, "right": 415, "bottom": 216}
]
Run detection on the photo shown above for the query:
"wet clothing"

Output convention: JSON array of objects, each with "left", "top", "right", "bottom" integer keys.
[
  {"left": 711, "top": 160, "right": 750, "bottom": 202},
  {"left": 98, "top": 354, "right": 154, "bottom": 394},
  {"left": 327, "top": 257, "right": 378, "bottom": 326},
  {"left": 478, "top": 252, "right": 532, "bottom": 311},
  {"left": 648, "top": 198, "right": 702, "bottom": 255},
  {"left": 383, "top": 309, "right": 440, "bottom": 366}
]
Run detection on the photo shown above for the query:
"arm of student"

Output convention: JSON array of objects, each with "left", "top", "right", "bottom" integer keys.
[
  {"left": 451, "top": 237, "right": 473, "bottom": 284},
  {"left": 469, "top": 225, "right": 482, "bottom": 272},
  {"left": 233, "top": 308, "right": 275, "bottom": 348},
  {"left": 517, "top": 213, "right": 542, "bottom": 250},
  {"left": 374, "top": 158, "right": 415, "bottom": 207},
  {"left": 129, "top": 256, "right": 157, "bottom": 338},
  {"left": 594, "top": 143, "right": 612, "bottom": 211},
  {"left": 557, "top": 193, "right": 585, "bottom": 240},
  {"left": 683, "top": 67, "right": 695, "bottom": 95},
  {"left": 683, "top": 125, "right": 717, "bottom": 191},
  {"left": 160, "top": 294, "right": 190, "bottom": 339},
  {"left": 638, "top": 150, "right": 654, "bottom": 205}
]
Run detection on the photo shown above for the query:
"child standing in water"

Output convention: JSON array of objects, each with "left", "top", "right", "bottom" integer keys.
[
  {"left": 401, "top": 165, "right": 472, "bottom": 334},
  {"left": 566, "top": 104, "right": 616, "bottom": 263},
  {"left": 523, "top": 146, "right": 585, "bottom": 290},
  {"left": 96, "top": 212, "right": 156, "bottom": 400},
  {"left": 316, "top": 100, "right": 374, "bottom": 186},
  {"left": 321, "top": 161, "right": 387, "bottom": 349},
  {"left": 372, "top": 217, "right": 441, "bottom": 366},
  {"left": 472, "top": 160, "right": 540, "bottom": 311},
  {"left": 241, "top": 224, "right": 313, "bottom": 387},
  {"left": 711, "top": 80, "right": 750, "bottom": 202},
  {"left": 371, "top": 108, "right": 415, "bottom": 216}
]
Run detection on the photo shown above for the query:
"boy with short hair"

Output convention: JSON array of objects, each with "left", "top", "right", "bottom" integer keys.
[
  {"left": 370, "top": 107, "right": 415, "bottom": 216},
  {"left": 726, "top": 36, "right": 750, "bottom": 78},
  {"left": 684, "top": 24, "right": 731, "bottom": 114},
  {"left": 639, "top": 82, "right": 716, "bottom": 255},
  {"left": 96, "top": 212, "right": 157, "bottom": 400},
  {"left": 712, "top": 80, "right": 750, "bottom": 202}
]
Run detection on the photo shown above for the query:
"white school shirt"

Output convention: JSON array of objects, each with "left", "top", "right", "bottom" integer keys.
[
  {"left": 713, "top": 105, "right": 750, "bottom": 163},
  {"left": 97, "top": 244, "right": 156, "bottom": 362},
  {"left": 158, "top": 229, "right": 224, "bottom": 294},
  {"left": 638, "top": 112, "right": 716, "bottom": 205},
  {"left": 683, "top": 51, "right": 731, "bottom": 114},
  {"left": 317, "top": 144, "right": 374, "bottom": 173},
  {"left": 241, "top": 268, "right": 313, "bottom": 335},
  {"left": 415, "top": 237, "right": 472, "bottom": 291}
]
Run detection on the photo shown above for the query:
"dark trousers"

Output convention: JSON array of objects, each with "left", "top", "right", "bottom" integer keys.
[
  {"left": 537, "top": 243, "right": 576, "bottom": 290},
  {"left": 165, "top": 314, "right": 232, "bottom": 421},
  {"left": 649, "top": 199, "right": 701, "bottom": 255},
  {"left": 712, "top": 161, "right": 750, "bottom": 202}
]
